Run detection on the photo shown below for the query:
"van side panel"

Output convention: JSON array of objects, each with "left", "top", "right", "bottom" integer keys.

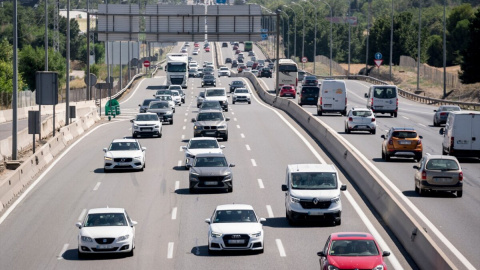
[{"left": 444, "top": 112, "right": 480, "bottom": 157}]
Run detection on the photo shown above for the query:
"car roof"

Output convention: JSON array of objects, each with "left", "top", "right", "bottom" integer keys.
[
  {"left": 189, "top": 137, "right": 218, "bottom": 141},
  {"left": 351, "top": 107, "right": 371, "bottom": 111},
  {"left": 391, "top": 127, "right": 416, "bottom": 131},
  {"left": 150, "top": 100, "right": 168, "bottom": 104},
  {"left": 451, "top": 110, "right": 480, "bottom": 115},
  {"left": 198, "top": 109, "right": 224, "bottom": 113},
  {"left": 87, "top": 208, "right": 126, "bottom": 214},
  {"left": 195, "top": 152, "right": 226, "bottom": 158},
  {"left": 424, "top": 154, "right": 459, "bottom": 161},
  {"left": 136, "top": 112, "right": 157, "bottom": 116},
  {"left": 215, "top": 204, "right": 254, "bottom": 211},
  {"left": 112, "top": 138, "right": 138, "bottom": 143},
  {"left": 287, "top": 164, "right": 337, "bottom": 173},
  {"left": 330, "top": 232, "right": 375, "bottom": 241}
]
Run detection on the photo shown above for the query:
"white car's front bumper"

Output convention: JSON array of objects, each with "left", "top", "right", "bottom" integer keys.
[
  {"left": 78, "top": 236, "right": 133, "bottom": 254},
  {"left": 208, "top": 234, "right": 263, "bottom": 251},
  {"left": 104, "top": 157, "right": 144, "bottom": 170}
]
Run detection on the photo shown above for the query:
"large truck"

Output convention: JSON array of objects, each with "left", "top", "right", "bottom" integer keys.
[{"left": 165, "top": 53, "right": 188, "bottom": 88}]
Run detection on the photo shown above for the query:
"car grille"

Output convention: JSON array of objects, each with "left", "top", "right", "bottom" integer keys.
[
  {"left": 203, "top": 126, "right": 218, "bottom": 130},
  {"left": 138, "top": 124, "right": 155, "bottom": 126},
  {"left": 114, "top": 158, "right": 133, "bottom": 162},
  {"left": 156, "top": 112, "right": 165, "bottom": 116},
  {"left": 171, "top": 78, "right": 184, "bottom": 85},
  {"left": 223, "top": 234, "right": 250, "bottom": 247},
  {"left": 300, "top": 200, "right": 332, "bottom": 209},
  {"left": 91, "top": 247, "right": 119, "bottom": 252},
  {"left": 237, "top": 96, "right": 247, "bottom": 98},
  {"left": 94, "top": 238, "right": 115, "bottom": 244}
]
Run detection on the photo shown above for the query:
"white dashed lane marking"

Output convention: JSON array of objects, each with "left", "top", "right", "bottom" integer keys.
[
  {"left": 251, "top": 159, "right": 257, "bottom": 167},
  {"left": 236, "top": 125, "right": 240, "bottom": 129},
  {"left": 266, "top": 205, "right": 274, "bottom": 217},
  {"left": 245, "top": 145, "right": 251, "bottom": 151},
  {"left": 240, "top": 133, "right": 245, "bottom": 138},
  {"left": 258, "top": 179, "right": 264, "bottom": 189},
  {"left": 93, "top": 182, "right": 101, "bottom": 191},
  {"left": 167, "top": 242, "right": 174, "bottom": 259},
  {"left": 276, "top": 239, "right": 286, "bottom": 257},
  {"left": 175, "top": 181, "right": 180, "bottom": 191},
  {"left": 171, "top": 207, "right": 177, "bottom": 220}
]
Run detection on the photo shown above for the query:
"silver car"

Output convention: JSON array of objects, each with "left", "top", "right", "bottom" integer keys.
[
  {"left": 344, "top": 108, "right": 376, "bottom": 134},
  {"left": 433, "top": 105, "right": 461, "bottom": 126}
]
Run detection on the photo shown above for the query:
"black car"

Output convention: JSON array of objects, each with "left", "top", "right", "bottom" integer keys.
[
  {"left": 229, "top": 80, "right": 245, "bottom": 93},
  {"left": 139, "top": 98, "right": 159, "bottom": 113},
  {"left": 225, "top": 58, "right": 232, "bottom": 64},
  {"left": 146, "top": 101, "right": 174, "bottom": 124},
  {"left": 298, "top": 86, "right": 320, "bottom": 106},
  {"left": 231, "top": 60, "right": 238, "bottom": 68},
  {"left": 197, "top": 68, "right": 204, "bottom": 78},
  {"left": 260, "top": 67, "right": 272, "bottom": 78},
  {"left": 222, "top": 42, "right": 228, "bottom": 47},
  {"left": 202, "top": 75, "right": 216, "bottom": 87},
  {"left": 302, "top": 75, "right": 318, "bottom": 86}
]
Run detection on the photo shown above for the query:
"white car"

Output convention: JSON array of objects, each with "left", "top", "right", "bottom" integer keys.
[
  {"left": 189, "top": 62, "right": 198, "bottom": 69},
  {"left": 218, "top": 66, "right": 231, "bottom": 77},
  {"left": 131, "top": 113, "right": 162, "bottom": 138},
  {"left": 206, "top": 204, "right": 265, "bottom": 254},
  {"left": 181, "top": 137, "right": 225, "bottom": 168},
  {"left": 344, "top": 107, "right": 376, "bottom": 134},
  {"left": 251, "top": 70, "right": 259, "bottom": 77},
  {"left": 103, "top": 139, "right": 146, "bottom": 172},
  {"left": 192, "top": 49, "right": 199, "bottom": 55},
  {"left": 75, "top": 208, "right": 137, "bottom": 258},
  {"left": 171, "top": 90, "right": 182, "bottom": 106},
  {"left": 232, "top": 88, "right": 251, "bottom": 104},
  {"left": 155, "top": 95, "right": 175, "bottom": 112}
]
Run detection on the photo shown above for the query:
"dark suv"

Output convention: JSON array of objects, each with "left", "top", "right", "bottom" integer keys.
[
  {"left": 229, "top": 80, "right": 245, "bottom": 93},
  {"left": 302, "top": 75, "right": 318, "bottom": 86},
  {"left": 188, "top": 153, "right": 234, "bottom": 193},
  {"left": 298, "top": 86, "right": 320, "bottom": 106},
  {"left": 260, "top": 67, "right": 272, "bottom": 78},
  {"left": 202, "top": 75, "right": 216, "bottom": 87},
  {"left": 222, "top": 42, "right": 228, "bottom": 47},
  {"left": 191, "top": 109, "right": 230, "bottom": 141}
]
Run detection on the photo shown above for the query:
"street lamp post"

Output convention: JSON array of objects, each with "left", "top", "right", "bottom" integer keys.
[
  {"left": 279, "top": 10, "right": 289, "bottom": 59},
  {"left": 283, "top": 5, "right": 297, "bottom": 61},
  {"left": 292, "top": 2, "right": 305, "bottom": 69},
  {"left": 389, "top": 0, "right": 394, "bottom": 80},
  {"left": 304, "top": 0, "right": 317, "bottom": 74},
  {"left": 417, "top": 1, "right": 422, "bottom": 92},
  {"left": 320, "top": 0, "right": 333, "bottom": 76}
]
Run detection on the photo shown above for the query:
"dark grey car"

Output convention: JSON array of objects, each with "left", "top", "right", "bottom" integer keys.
[
  {"left": 147, "top": 101, "right": 174, "bottom": 124},
  {"left": 188, "top": 153, "right": 235, "bottom": 193},
  {"left": 202, "top": 75, "right": 216, "bottom": 87},
  {"left": 199, "top": 100, "right": 223, "bottom": 112},
  {"left": 139, "top": 98, "right": 159, "bottom": 113},
  {"left": 433, "top": 105, "right": 461, "bottom": 126},
  {"left": 191, "top": 110, "right": 230, "bottom": 141}
]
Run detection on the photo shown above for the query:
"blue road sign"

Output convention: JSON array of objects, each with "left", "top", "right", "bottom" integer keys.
[
  {"left": 261, "top": 28, "right": 268, "bottom": 33},
  {"left": 216, "top": 0, "right": 226, "bottom": 3},
  {"left": 375, "top": 52, "right": 383, "bottom": 60},
  {"left": 261, "top": 34, "right": 268, "bottom": 40}
]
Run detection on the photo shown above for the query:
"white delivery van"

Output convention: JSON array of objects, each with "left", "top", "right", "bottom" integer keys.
[
  {"left": 365, "top": 85, "right": 398, "bottom": 117},
  {"left": 316, "top": 79, "right": 347, "bottom": 116},
  {"left": 281, "top": 164, "right": 346, "bottom": 226},
  {"left": 440, "top": 111, "right": 480, "bottom": 158}
]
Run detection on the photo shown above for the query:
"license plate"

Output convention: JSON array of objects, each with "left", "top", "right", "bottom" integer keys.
[
  {"left": 358, "top": 125, "right": 368, "bottom": 128},
  {"left": 434, "top": 178, "right": 451, "bottom": 183},
  {"left": 375, "top": 106, "right": 383, "bottom": 109},
  {"left": 141, "top": 128, "right": 152, "bottom": 131},
  {"left": 204, "top": 181, "right": 217, "bottom": 185},
  {"left": 96, "top": 245, "right": 112, "bottom": 249},
  {"left": 228, "top": 240, "right": 245, "bottom": 244},
  {"left": 205, "top": 132, "right": 216, "bottom": 135},
  {"left": 324, "top": 104, "right": 332, "bottom": 108},
  {"left": 399, "top": 140, "right": 411, "bottom": 145},
  {"left": 308, "top": 211, "right": 324, "bottom": 216}
]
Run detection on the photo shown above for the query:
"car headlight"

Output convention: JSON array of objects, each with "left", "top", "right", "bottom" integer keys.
[
  {"left": 81, "top": 236, "right": 93, "bottom": 242},
  {"left": 194, "top": 125, "right": 202, "bottom": 130},
  {"left": 155, "top": 125, "right": 160, "bottom": 128},
  {"left": 372, "top": 265, "right": 384, "bottom": 270},
  {"left": 134, "top": 156, "right": 143, "bottom": 160},
  {"left": 250, "top": 231, "right": 262, "bottom": 237},
  {"left": 327, "top": 266, "right": 340, "bottom": 270},
  {"left": 223, "top": 174, "right": 232, "bottom": 181},
  {"left": 133, "top": 124, "right": 138, "bottom": 128},
  {"left": 211, "top": 232, "right": 222, "bottom": 238},
  {"left": 166, "top": 111, "right": 173, "bottom": 115},
  {"left": 104, "top": 156, "right": 113, "bottom": 161},
  {"left": 217, "top": 125, "right": 226, "bottom": 130},
  {"left": 331, "top": 196, "right": 340, "bottom": 204},
  {"left": 290, "top": 195, "right": 300, "bottom": 203},
  {"left": 117, "top": 234, "right": 130, "bottom": 241}
]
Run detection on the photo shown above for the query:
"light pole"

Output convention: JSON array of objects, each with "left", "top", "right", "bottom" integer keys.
[
  {"left": 417, "top": 0, "right": 421, "bottom": 92},
  {"left": 442, "top": 0, "right": 446, "bottom": 98},
  {"left": 347, "top": 0, "right": 351, "bottom": 76},
  {"left": 389, "top": 0, "right": 394, "bottom": 80},
  {"left": 283, "top": 5, "right": 297, "bottom": 61},
  {"left": 292, "top": 2, "right": 305, "bottom": 69},
  {"left": 279, "top": 10, "right": 289, "bottom": 59},
  {"left": 304, "top": 0, "right": 317, "bottom": 74},
  {"left": 318, "top": 0, "right": 333, "bottom": 76},
  {"left": 366, "top": 0, "right": 371, "bottom": 75}
]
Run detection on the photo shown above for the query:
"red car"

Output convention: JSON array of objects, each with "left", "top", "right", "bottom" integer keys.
[
  {"left": 279, "top": 85, "right": 296, "bottom": 98},
  {"left": 317, "top": 232, "right": 390, "bottom": 270},
  {"left": 205, "top": 47, "right": 210, "bottom": 52},
  {"left": 235, "top": 49, "right": 241, "bottom": 54},
  {"left": 194, "top": 43, "right": 199, "bottom": 47},
  {"left": 252, "top": 62, "right": 259, "bottom": 69},
  {"left": 233, "top": 45, "right": 239, "bottom": 50}
]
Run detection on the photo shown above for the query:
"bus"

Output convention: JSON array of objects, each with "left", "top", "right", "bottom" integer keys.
[
  {"left": 244, "top": 41, "right": 253, "bottom": 52},
  {"left": 278, "top": 59, "right": 298, "bottom": 89}
]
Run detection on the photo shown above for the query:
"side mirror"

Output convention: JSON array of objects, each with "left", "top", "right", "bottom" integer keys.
[
  {"left": 439, "top": 128, "right": 445, "bottom": 135},
  {"left": 259, "top": 218, "right": 266, "bottom": 223},
  {"left": 380, "top": 135, "right": 386, "bottom": 139},
  {"left": 413, "top": 165, "right": 420, "bottom": 170},
  {"left": 205, "top": 218, "right": 211, "bottom": 224},
  {"left": 191, "top": 118, "right": 196, "bottom": 122},
  {"left": 364, "top": 93, "right": 368, "bottom": 98},
  {"left": 382, "top": 251, "right": 391, "bottom": 257},
  {"left": 138, "top": 104, "right": 141, "bottom": 107},
  {"left": 75, "top": 222, "right": 82, "bottom": 229},
  {"left": 317, "top": 251, "right": 326, "bottom": 257},
  {"left": 142, "top": 147, "right": 147, "bottom": 151},
  {"left": 131, "top": 221, "right": 138, "bottom": 227},
  {"left": 419, "top": 136, "right": 423, "bottom": 139},
  {"left": 130, "top": 119, "right": 134, "bottom": 123},
  {"left": 103, "top": 148, "right": 107, "bottom": 152},
  {"left": 225, "top": 118, "right": 230, "bottom": 121},
  {"left": 281, "top": 184, "right": 288, "bottom": 191},
  {"left": 433, "top": 110, "right": 437, "bottom": 112},
  {"left": 340, "top": 184, "right": 347, "bottom": 191},
  {"left": 220, "top": 145, "right": 226, "bottom": 149},
  {"left": 181, "top": 146, "right": 187, "bottom": 150},
  {"left": 229, "top": 164, "right": 235, "bottom": 167}
]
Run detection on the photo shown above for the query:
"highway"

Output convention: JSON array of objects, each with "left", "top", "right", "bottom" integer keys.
[{"left": 0, "top": 43, "right": 417, "bottom": 269}]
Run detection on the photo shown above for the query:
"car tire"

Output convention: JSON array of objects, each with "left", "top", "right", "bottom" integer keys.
[
  {"left": 170, "top": 119, "right": 174, "bottom": 125},
  {"left": 104, "top": 167, "right": 110, "bottom": 173},
  {"left": 159, "top": 132, "right": 162, "bottom": 138},
  {"left": 227, "top": 186, "right": 233, "bottom": 193},
  {"left": 390, "top": 112, "right": 394, "bottom": 117},
  {"left": 415, "top": 184, "right": 419, "bottom": 193},
  {"left": 189, "top": 187, "right": 196, "bottom": 194},
  {"left": 127, "top": 247, "right": 134, "bottom": 257},
  {"left": 225, "top": 108, "right": 229, "bottom": 112},
  {"left": 232, "top": 101, "right": 235, "bottom": 104},
  {"left": 371, "top": 129, "right": 376, "bottom": 134},
  {"left": 394, "top": 112, "right": 398, "bottom": 117},
  {"left": 208, "top": 246, "right": 217, "bottom": 255},
  {"left": 248, "top": 101, "right": 251, "bottom": 104},
  {"left": 317, "top": 109, "right": 322, "bottom": 116},
  {"left": 334, "top": 218, "right": 341, "bottom": 226},
  {"left": 258, "top": 247, "right": 264, "bottom": 254},
  {"left": 132, "top": 134, "right": 137, "bottom": 138},
  {"left": 223, "top": 135, "right": 228, "bottom": 141},
  {"left": 385, "top": 153, "right": 391, "bottom": 161},
  {"left": 179, "top": 103, "right": 181, "bottom": 106},
  {"left": 457, "top": 190, "right": 463, "bottom": 197},
  {"left": 418, "top": 187, "right": 425, "bottom": 196},
  {"left": 381, "top": 150, "right": 386, "bottom": 160},
  {"left": 292, "top": 95, "right": 296, "bottom": 99},
  {"left": 433, "top": 119, "right": 438, "bottom": 127},
  {"left": 415, "top": 154, "right": 422, "bottom": 162}
]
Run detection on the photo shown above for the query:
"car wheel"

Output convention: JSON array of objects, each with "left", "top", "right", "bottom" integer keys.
[
  {"left": 390, "top": 113, "right": 394, "bottom": 117},
  {"left": 159, "top": 132, "right": 162, "bottom": 138},
  {"left": 334, "top": 217, "right": 341, "bottom": 226},
  {"left": 189, "top": 187, "right": 196, "bottom": 194},
  {"left": 225, "top": 108, "right": 229, "bottom": 112},
  {"left": 132, "top": 134, "right": 137, "bottom": 138},
  {"left": 248, "top": 101, "right": 251, "bottom": 104},
  {"left": 415, "top": 183, "right": 419, "bottom": 193},
  {"left": 371, "top": 129, "right": 376, "bottom": 134},
  {"left": 170, "top": 119, "right": 174, "bottom": 125},
  {"left": 415, "top": 154, "right": 422, "bottom": 162},
  {"left": 258, "top": 247, "right": 264, "bottom": 254},
  {"left": 232, "top": 101, "right": 235, "bottom": 104},
  {"left": 208, "top": 246, "right": 217, "bottom": 255},
  {"left": 292, "top": 95, "right": 296, "bottom": 99},
  {"left": 223, "top": 135, "right": 228, "bottom": 141},
  {"left": 127, "top": 247, "right": 134, "bottom": 257},
  {"left": 457, "top": 190, "right": 463, "bottom": 197},
  {"left": 317, "top": 109, "right": 322, "bottom": 116},
  {"left": 433, "top": 119, "right": 438, "bottom": 127},
  {"left": 385, "top": 153, "right": 391, "bottom": 161},
  {"left": 182, "top": 100, "right": 185, "bottom": 104},
  {"left": 394, "top": 112, "right": 398, "bottom": 117},
  {"left": 418, "top": 187, "right": 425, "bottom": 196},
  {"left": 381, "top": 150, "right": 385, "bottom": 160},
  {"left": 228, "top": 186, "right": 233, "bottom": 193},
  {"left": 179, "top": 103, "right": 181, "bottom": 106},
  {"left": 104, "top": 167, "right": 110, "bottom": 173}
]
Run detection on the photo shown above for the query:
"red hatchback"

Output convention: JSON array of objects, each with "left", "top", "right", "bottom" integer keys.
[
  {"left": 205, "top": 47, "right": 210, "bottom": 52},
  {"left": 280, "top": 85, "right": 296, "bottom": 98},
  {"left": 317, "top": 232, "right": 390, "bottom": 270}
]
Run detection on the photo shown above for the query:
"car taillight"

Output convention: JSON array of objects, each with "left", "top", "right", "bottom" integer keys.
[
  {"left": 417, "top": 140, "right": 422, "bottom": 145},
  {"left": 440, "top": 112, "right": 446, "bottom": 116},
  {"left": 371, "top": 118, "right": 375, "bottom": 122},
  {"left": 396, "top": 98, "right": 398, "bottom": 107},
  {"left": 320, "top": 97, "right": 323, "bottom": 105},
  {"left": 371, "top": 98, "right": 374, "bottom": 107},
  {"left": 459, "top": 172, "right": 463, "bottom": 181},
  {"left": 348, "top": 117, "right": 353, "bottom": 122},
  {"left": 388, "top": 139, "right": 393, "bottom": 145},
  {"left": 421, "top": 170, "right": 427, "bottom": 180}
]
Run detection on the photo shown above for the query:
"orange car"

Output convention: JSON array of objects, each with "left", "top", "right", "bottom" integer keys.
[{"left": 381, "top": 127, "right": 423, "bottom": 162}]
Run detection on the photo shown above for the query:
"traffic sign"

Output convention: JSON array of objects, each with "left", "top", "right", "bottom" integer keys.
[
  {"left": 374, "top": 52, "right": 382, "bottom": 60},
  {"left": 143, "top": 60, "right": 151, "bottom": 68},
  {"left": 302, "top": 57, "right": 308, "bottom": 63},
  {"left": 374, "top": 59, "right": 383, "bottom": 67},
  {"left": 261, "top": 34, "right": 268, "bottom": 40},
  {"left": 84, "top": 73, "right": 97, "bottom": 87}
]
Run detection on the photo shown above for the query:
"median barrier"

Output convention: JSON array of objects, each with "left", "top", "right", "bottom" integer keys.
[
  {"left": 0, "top": 169, "right": 20, "bottom": 212},
  {"left": 48, "top": 134, "right": 66, "bottom": 157},
  {"left": 238, "top": 72, "right": 456, "bottom": 269}
]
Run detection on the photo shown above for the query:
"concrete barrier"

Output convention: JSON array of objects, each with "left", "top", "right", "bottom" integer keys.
[{"left": 237, "top": 72, "right": 456, "bottom": 269}]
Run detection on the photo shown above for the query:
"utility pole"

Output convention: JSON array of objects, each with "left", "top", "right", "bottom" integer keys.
[
  {"left": 417, "top": 0, "right": 421, "bottom": 91},
  {"left": 275, "top": 11, "right": 280, "bottom": 95},
  {"left": 65, "top": 0, "right": 70, "bottom": 124},
  {"left": 12, "top": 0, "right": 18, "bottom": 160}
]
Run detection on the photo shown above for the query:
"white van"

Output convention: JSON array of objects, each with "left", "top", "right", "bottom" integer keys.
[
  {"left": 440, "top": 111, "right": 480, "bottom": 158},
  {"left": 316, "top": 79, "right": 347, "bottom": 116},
  {"left": 281, "top": 164, "right": 347, "bottom": 225},
  {"left": 365, "top": 85, "right": 398, "bottom": 117}
]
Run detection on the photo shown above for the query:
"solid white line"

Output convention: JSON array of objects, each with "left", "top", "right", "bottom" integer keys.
[
  {"left": 175, "top": 181, "right": 180, "bottom": 191},
  {"left": 93, "top": 182, "right": 101, "bottom": 191},
  {"left": 236, "top": 125, "right": 240, "bottom": 129},
  {"left": 251, "top": 159, "right": 257, "bottom": 167},
  {"left": 78, "top": 209, "right": 87, "bottom": 222},
  {"left": 240, "top": 133, "right": 245, "bottom": 138},
  {"left": 58, "top": 243, "right": 69, "bottom": 260},
  {"left": 0, "top": 124, "right": 113, "bottom": 226},
  {"left": 258, "top": 179, "right": 264, "bottom": 189},
  {"left": 245, "top": 144, "right": 251, "bottom": 151},
  {"left": 275, "top": 239, "right": 286, "bottom": 257},
  {"left": 167, "top": 242, "right": 174, "bottom": 259},
  {"left": 171, "top": 207, "right": 177, "bottom": 220},
  {"left": 266, "top": 205, "right": 274, "bottom": 217}
]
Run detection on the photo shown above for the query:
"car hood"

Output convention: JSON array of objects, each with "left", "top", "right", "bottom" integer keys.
[
  {"left": 80, "top": 226, "right": 132, "bottom": 238},
  {"left": 190, "top": 167, "right": 232, "bottom": 176},
  {"left": 234, "top": 93, "right": 251, "bottom": 97},
  {"left": 186, "top": 148, "right": 223, "bottom": 156},
  {"left": 133, "top": 120, "right": 161, "bottom": 125},
  {"left": 204, "top": 96, "right": 227, "bottom": 101},
  {"left": 147, "top": 108, "right": 173, "bottom": 114},
  {"left": 328, "top": 255, "right": 384, "bottom": 269},
  {"left": 210, "top": 222, "right": 262, "bottom": 235},
  {"left": 289, "top": 189, "right": 340, "bottom": 200},
  {"left": 105, "top": 150, "right": 143, "bottom": 158},
  {"left": 196, "top": 121, "right": 226, "bottom": 127}
]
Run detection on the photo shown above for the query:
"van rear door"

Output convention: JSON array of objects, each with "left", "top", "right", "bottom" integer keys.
[
  {"left": 321, "top": 81, "right": 345, "bottom": 111},
  {"left": 371, "top": 86, "right": 397, "bottom": 112},
  {"left": 452, "top": 114, "right": 473, "bottom": 151}
]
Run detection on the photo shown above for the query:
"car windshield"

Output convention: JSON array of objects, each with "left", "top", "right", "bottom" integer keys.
[
  {"left": 149, "top": 102, "right": 169, "bottom": 109},
  {"left": 172, "top": 91, "right": 179, "bottom": 96},
  {"left": 197, "top": 112, "right": 224, "bottom": 121},
  {"left": 157, "top": 96, "right": 172, "bottom": 101},
  {"left": 291, "top": 172, "right": 337, "bottom": 190},
  {"left": 142, "top": 99, "right": 156, "bottom": 106},
  {"left": 135, "top": 114, "right": 159, "bottom": 121},
  {"left": 84, "top": 213, "right": 127, "bottom": 227},
  {"left": 279, "top": 64, "right": 298, "bottom": 72},
  {"left": 198, "top": 92, "right": 205, "bottom": 98},
  {"left": 194, "top": 156, "right": 227, "bottom": 167},
  {"left": 233, "top": 81, "right": 243, "bottom": 86},
  {"left": 166, "top": 63, "right": 187, "bottom": 72},
  {"left": 206, "top": 89, "right": 225, "bottom": 97},
  {"left": 426, "top": 159, "right": 459, "bottom": 170},
  {"left": 204, "top": 75, "right": 214, "bottom": 80},
  {"left": 156, "top": 90, "right": 172, "bottom": 96},
  {"left": 440, "top": 106, "right": 461, "bottom": 112},
  {"left": 373, "top": 87, "right": 396, "bottom": 99},
  {"left": 189, "top": 139, "right": 219, "bottom": 149},
  {"left": 220, "top": 67, "right": 228, "bottom": 71},
  {"left": 351, "top": 110, "right": 372, "bottom": 117},
  {"left": 201, "top": 102, "right": 222, "bottom": 110},
  {"left": 301, "top": 87, "right": 319, "bottom": 94},
  {"left": 392, "top": 131, "right": 417, "bottom": 139},
  {"left": 235, "top": 89, "right": 248, "bottom": 93},
  {"left": 213, "top": 210, "right": 257, "bottom": 223},
  {"left": 108, "top": 142, "right": 140, "bottom": 151},
  {"left": 329, "top": 240, "right": 379, "bottom": 256}
]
